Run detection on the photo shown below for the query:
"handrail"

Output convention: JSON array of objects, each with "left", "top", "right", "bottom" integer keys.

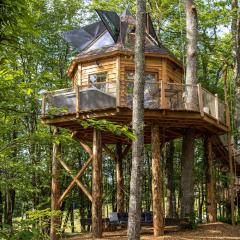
[{"left": 41, "top": 81, "right": 227, "bottom": 126}]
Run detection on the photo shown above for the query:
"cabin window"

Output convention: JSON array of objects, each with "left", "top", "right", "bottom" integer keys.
[
  {"left": 125, "top": 70, "right": 159, "bottom": 108},
  {"left": 125, "top": 70, "right": 157, "bottom": 93},
  {"left": 88, "top": 72, "right": 107, "bottom": 92}
]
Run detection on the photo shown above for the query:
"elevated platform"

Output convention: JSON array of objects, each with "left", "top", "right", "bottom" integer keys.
[
  {"left": 41, "top": 82, "right": 228, "bottom": 144},
  {"left": 41, "top": 107, "right": 228, "bottom": 144}
]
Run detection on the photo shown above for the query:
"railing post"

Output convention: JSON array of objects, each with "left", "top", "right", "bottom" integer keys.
[
  {"left": 214, "top": 94, "right": 219, "bottom": 121},
  {"left": 76, "top": 85, "right": 80, "bottom": 118},
  {"left": 160, "top": 81, "right": 167, "bottom": 109},
  {"left": 197, "top": 84, "right": 204, "bottom": 117},
  {"left": 41, "top": 93, "right": 46, "bottom": 117},
  {"left": 116, "top": 56, "right": 121, "bottom": 107}
]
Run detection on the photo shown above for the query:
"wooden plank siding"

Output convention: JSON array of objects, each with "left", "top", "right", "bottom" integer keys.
[
  {"left": 166, "top": 59, "right": 183, "bottom": 84},
  {"left": 72, "top": 57, "right": 117, "bottom": 88},
  {"left": 71, "top": 54, "right": 183, "bottom": 107}
]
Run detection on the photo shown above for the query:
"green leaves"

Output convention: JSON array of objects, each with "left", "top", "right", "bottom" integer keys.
[{"left": 78, "top": 119, "right": 135, "bottom": 140}]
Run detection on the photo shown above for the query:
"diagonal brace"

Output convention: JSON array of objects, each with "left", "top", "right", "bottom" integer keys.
[{"left": 58, "top": 156, "right": 93, "bottom": 204}]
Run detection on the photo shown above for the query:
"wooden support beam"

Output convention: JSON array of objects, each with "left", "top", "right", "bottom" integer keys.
[
  {"left": 50, "top": 128, "right": 61, "bottom": 240},
  {"left": 92, "top": 129, "right": 103, "bottom": 238},
  {"left": 151, "top": 124, "right": 164, "bottom": 236},
  {"left": 79, "top": 139, "right": 93, "bottom": 156},
  {"left": 214, "top": 94, "right": 219, "bottom": 121},
  {"left": 204, "top": 135, "right": 216, "bottom": 223},
  {"left": 116, "top": 56, "right": 121, "bottom": 107},
  {"left": 197, "top": 84, "right": 204, "bottom": 117},
  {"left": 76, "top": 85, "right": 80, "bottom": 118},
  {"left": 58, "top": 159, "right": 92, "bottom": 202},
  {"left": 116, "top": 141, "right": 124, "bottom": 212},
  {"left": 160, "top": 80, "right": 167, "bottom": 109},
  {"left": 58, "top": 155, "right": 93, "bottom": 204}
]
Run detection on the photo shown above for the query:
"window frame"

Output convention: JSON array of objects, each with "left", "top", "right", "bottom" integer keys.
[{"left": 88, "top": 72, "right": 108, "bottom": 91}]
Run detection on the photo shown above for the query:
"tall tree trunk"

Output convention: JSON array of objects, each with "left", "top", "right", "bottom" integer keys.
[
  {"left": 92, "top": 129, "right": 102, "bottom": 238},
  {"left": 78, "top": 153, "right": 85, "bottom": 232},
  {"left": 116, "top": 142, "right": 124, "bottom": 212},
  {"left": 50, "top": 128, "right": 61, "bottom": 240},
  {"left": 111, "top": 167, "right": 116, "bottom": 211},
  {"left": 4, "top": 189, "right": 15, "bottom": 227},
  {"left": 204, "top": 135, "right": 217, "bottom": 223},
  {"left": 146, "top": 151, "right": 152, "bottom": 211},
  {"left": 232, "top": 0, "right": 240, "bottom": 136},
  {"left": 127, "top": 0, "right": 146, "bottom": 239},
  {"left": 180, "top": 129, "right": 195, "bottom": 219},
  {"left": 185, "top": 0, "right": 197, "bottom": 86},
  {"left": 166, "top": 140, "right": 177, "bottom": 218},
  {"left": 151, "top": 124, "right": 164, "bottom": 236},
  {"left": 180, "top": 0, "right": 198, "bottom": 221}
]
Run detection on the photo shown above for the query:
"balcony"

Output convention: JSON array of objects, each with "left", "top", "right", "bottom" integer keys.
[{"left": 41, "top": 81, "right": 227, "bottom": 126}]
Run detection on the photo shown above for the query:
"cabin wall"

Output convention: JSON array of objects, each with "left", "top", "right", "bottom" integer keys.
[
  {"left": 119, "top": 55, "right": 163, "bottom": 81},
  {"left": 119, "top": 55, "right": 183, "bottom": 106},
  {"left": 166, "top": 59, "right": 183, "bottom": 84},
  {"left": 72, "top": 57, "right": 118, "bottom": 96},
  {"left": 119, "top": 56, "right": 183, "bottom": 82},
  {"left": 71, "top": 54, "right": 183, "bottom": 107}
]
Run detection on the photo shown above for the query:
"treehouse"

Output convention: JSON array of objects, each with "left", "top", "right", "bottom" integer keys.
[
  {"left": 41, "top": 8, "right": 238, "bottom": 239},
  {"left": 42, "top": 9, "right": 228, "bottom": 142}
]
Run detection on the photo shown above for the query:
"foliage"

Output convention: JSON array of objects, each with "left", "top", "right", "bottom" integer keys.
[{"left": 79, "top": 119, "right": 135, "bottom": 140}]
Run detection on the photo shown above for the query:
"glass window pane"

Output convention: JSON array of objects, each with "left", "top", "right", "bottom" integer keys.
[{"left": 88, "top": 72, "right": 107, "bottom": 92}]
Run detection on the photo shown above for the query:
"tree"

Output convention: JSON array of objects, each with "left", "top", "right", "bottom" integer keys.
[
  {"left": 180, "top": 0, "right": 198, "bottom": 220},
  {"left": 232, "top": 0, "right": 240, "bottom": 138},
  {"left": 127, "top": 0, "right": 146, "bottom": 239}
]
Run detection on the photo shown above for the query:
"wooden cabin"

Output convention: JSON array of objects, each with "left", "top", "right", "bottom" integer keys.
[{"left": 41, "top": 8, "right": 237, "bottom": 239}]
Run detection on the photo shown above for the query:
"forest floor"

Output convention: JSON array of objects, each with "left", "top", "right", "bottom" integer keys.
[{"left": 65, "top": 222, "right": 240, "bottom": 240}]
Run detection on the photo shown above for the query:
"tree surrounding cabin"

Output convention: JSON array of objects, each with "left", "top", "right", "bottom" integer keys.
[
  {"left": 127, "top": 0, "right": 146, "bottom": 239},
  {"left": 232, "top": 0, "right": 240, "bottom": 139},
  {"left": 180, "top": 0, "right": 198, "bottom": 221}
]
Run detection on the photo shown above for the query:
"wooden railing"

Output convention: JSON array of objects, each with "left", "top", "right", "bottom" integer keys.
[{"left": 41, "top": 81, "right": 227, "bottom": 125}]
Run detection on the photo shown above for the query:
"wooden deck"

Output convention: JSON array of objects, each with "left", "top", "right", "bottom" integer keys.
[{"left": 41, "top": 107, "right": 228, "bottom": 144}]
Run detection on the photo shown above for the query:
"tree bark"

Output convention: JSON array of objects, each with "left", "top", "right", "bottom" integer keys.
[
  {"left": 232, "top": 0, "right": 240, "bottom": 135},
  {"left": 4, "top": 189, "right": 15, "bottom": 227},
  {"left": 116, "top": 142, "right": 124, "bottom": 212},
  {"left": 50, "top": 128, "right": 61, "bottom": 240},
  {"left": 180, "top": 129, "right": 195, "bottom": 219},
  {"left": 166, "top": 140, "right": 177, "bottom": 218},
  {"left": 184, "top": 0, "right": 198, "bottom": 109},
  {"left": 92, "top": 128, "right": 102, "bottom": 238},
  {"left": 180, "top": 0, "right": 198, "bottom": 222},
  {"left": 185, "top": 0, "right": 197, "bottom": 85},
  {"left": 151, "top": 124, "right": 164, "bottom": 236},
  {"left": 127, "top": 0, "right": 146, "bottom": 238},
  {"left": 204, "top": 135, "right": 217, "bottom": 223}
]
